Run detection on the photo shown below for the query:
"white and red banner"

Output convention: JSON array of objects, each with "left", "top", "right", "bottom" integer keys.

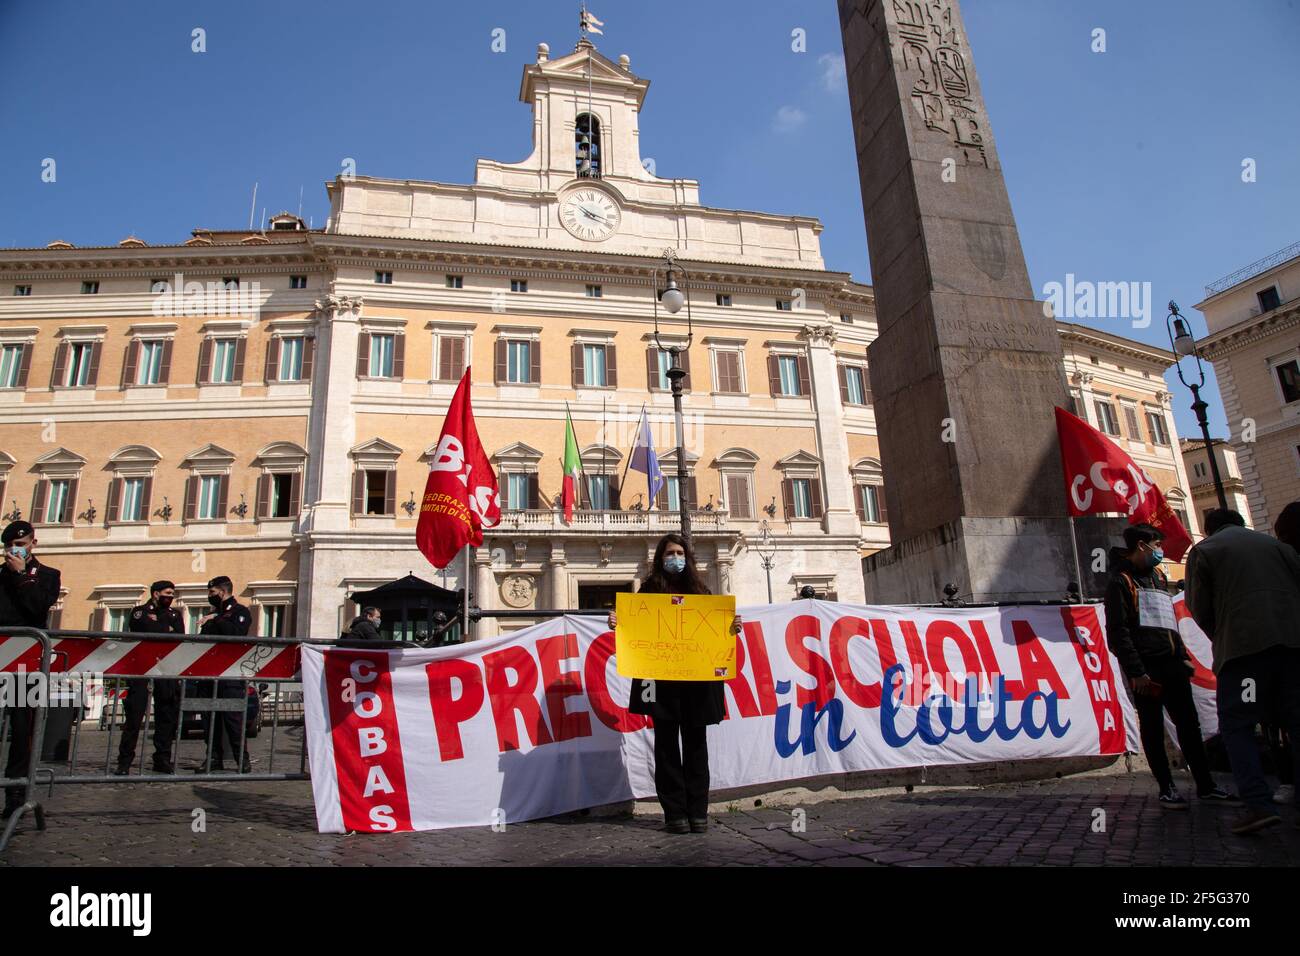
[
  {"left": 303, "top": 600, "right": 1141, "bottom": 834},
  {"left": 1172, "top": 594, "right": 1218, "bottom": 740},
  {"left": 0, "top": 634, "right": 300, "bottom": 679}
]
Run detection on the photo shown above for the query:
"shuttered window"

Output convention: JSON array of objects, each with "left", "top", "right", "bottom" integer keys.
[
  {"left": 197, "top": 475, "right": 223, "bottom": 519},
  {"left": 46, "top": 479, "right": 72, "bottom": 523},
  {"left": 279, "top": 337, "right": 305, "bottom": 381},
  {"left": 715, "top": 351, "right": 743, "bottom": 393},
  {"left": 369, "top": 334, "right": 395, "bottom": 378},
  {"left": 67, "top": 342, "right": 97, "bottom": 386},
  {"left": 840, "top": 365, "right": 867, "bottom": 405},
  {"left": 210, "top": 339, "right": 239, "bottom": 383},
  {"left": 725, "top": 473, "right": 752, "bottom": 519},
  {"left": 507, "top": 341, "right": 531, "bottom": 383},
  {"left": 0, "top": 345, "right": 24, "bottom": 387},
  {"left": 120, "top": 477, "right": 146, "bottom": 522},
  {"left": 437, "top": 336, "right": 466, "bottom": 381},
  {"left": 857, "top": 484, "right": 887, "bottom": 524},
  {"left": 137, "top": 341, "right": 166, "bottom": 385}
]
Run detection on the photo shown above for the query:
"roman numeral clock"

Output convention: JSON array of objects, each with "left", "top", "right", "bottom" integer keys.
[{"left": 559, "top": 188, "right": 621, "bottom": 242}]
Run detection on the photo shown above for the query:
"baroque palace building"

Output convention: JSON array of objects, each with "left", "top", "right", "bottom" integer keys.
[
  {"left": 1195, "top": 240, "right": 1300, "bottom": 531},
  {"left": 0, "top": 40, "right": 1195, "bottom": 638}
]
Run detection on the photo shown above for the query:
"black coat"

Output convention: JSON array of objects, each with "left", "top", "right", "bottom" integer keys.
[
  {"left": 200, "top": 597, "right": 252, "bottom": 637},
  {"left": 347, "top": 616, "right": 381, "bottom": 641},
  {"left": 127, "top": 601, "right": 184, "bottom": 635},
  {"left": 626, "top": 580, "right": 727, "bottom": 727},
  {"left": 1103, "top": 548, "right": 1188, "bottom": 679},
  {"left": 0, "top": 556, "right": 61, "bottom": 628}
]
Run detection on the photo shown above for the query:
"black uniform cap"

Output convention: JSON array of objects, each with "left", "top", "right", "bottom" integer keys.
[
  {"left": 2, "top": 520, "right": 34, "bottom": 544},
  {"left": 150, "top": 580, "right": 176, "bottom": 593}
]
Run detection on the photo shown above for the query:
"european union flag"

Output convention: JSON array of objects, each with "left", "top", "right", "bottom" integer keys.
[{"left": 628, "top": 408, "right": 665, "bottom": 506}]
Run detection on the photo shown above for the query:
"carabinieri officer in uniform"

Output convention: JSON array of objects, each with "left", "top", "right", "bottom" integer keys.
[
  {"left": 195, "top": 575, "right": 253, "bottom": 773},
  {"left": 115, "top": 580, "right": 184, "bottom": 775}
]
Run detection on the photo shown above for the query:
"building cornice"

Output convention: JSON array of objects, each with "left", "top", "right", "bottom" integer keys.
[
  {"left": 1200, "top": 304, "right": 1300, "bottom": 359},
  {"left": 0, "top": 242, "right": 320, "bottom": 278},
  {"left": 1057, "top": 322, "right": 1175, "bottom": 370}
]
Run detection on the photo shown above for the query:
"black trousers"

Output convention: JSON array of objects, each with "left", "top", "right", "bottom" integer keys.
[
  {"left": 2, "top": 705, "right": 35, "bottom": 797},
  {"left": 117, "top": 679, "right": 180, "bottom": 764},
  {"left": 207, "top": 680, "right": 248, "bottom": 765},
  {"left": 1216, "top": 646, "right": 1300, "bottom": 812},
  {"left": 653, "top": 719, "right": 710, "bottom": 821},
  {"left": 1133, "top": 656, "right": 1214, "bottom": 793}
]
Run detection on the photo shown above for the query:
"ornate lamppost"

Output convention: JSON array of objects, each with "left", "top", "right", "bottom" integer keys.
[
  {"left": 1166, "top": 301, "right": 1228, "bottom": 510},
  {"left": 650, "top": 249, "right": 694, "bottom": 543}
]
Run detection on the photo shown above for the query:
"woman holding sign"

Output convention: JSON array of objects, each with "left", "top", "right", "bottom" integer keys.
[{"left": 608, "top": 532, "right": 742, "bottom": 834}]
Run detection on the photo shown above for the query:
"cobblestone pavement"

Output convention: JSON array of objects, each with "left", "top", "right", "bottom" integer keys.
[{"left": 3, "top": 738, "right": 1298, "bottom": 866}]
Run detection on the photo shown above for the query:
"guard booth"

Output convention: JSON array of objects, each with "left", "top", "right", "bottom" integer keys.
[{"left": 348, "top": 574, "right": 463, "bottom": 644}]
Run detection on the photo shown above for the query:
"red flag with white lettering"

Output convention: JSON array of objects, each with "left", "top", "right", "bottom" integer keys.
[
  {"left": 416, "top": 369, "right": 501, "bottom": 569},
  {"left": 1053, "top": 406, "right": 1193, "bottom": 560}
]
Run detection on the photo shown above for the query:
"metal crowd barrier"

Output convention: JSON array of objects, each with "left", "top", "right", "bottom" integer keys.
[
  {"left": 0, "top": 626, "right": 53, "bottom": 853},
  {"left": 0, "top": 627, "right": 357, "bottom": 854}
]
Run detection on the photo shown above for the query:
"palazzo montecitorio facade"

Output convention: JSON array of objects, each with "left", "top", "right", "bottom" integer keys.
[{"left": 0, "top": 39, "right": 1192, "bottom": 639}]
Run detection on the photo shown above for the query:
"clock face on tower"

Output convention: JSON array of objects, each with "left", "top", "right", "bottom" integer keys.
[{"left": 559, "top": 189, "right": 621, "bottom": 241}]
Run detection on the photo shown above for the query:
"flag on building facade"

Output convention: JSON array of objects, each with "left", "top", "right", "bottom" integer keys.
[
  {"left": 627, "top": 407, "right": 665, "bottom": 508},
  {"left": 1053, "top": 406, "right": 1194, "bottom": 560},
  {"left": 561, "top": 405, "right": 582, "bottom": 523},
  {"left": 415, "top": 369, "right": 501, "bottom": 569}
]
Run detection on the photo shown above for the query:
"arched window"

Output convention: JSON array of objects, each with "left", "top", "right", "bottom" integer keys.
[{"left": 576, "top": 113, "right": 602, "bottom": 178}]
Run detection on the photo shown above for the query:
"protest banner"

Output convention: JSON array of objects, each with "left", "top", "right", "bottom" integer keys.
[
  {"left": 614, "top": 592, "right": 736, "bottom": 681},
  {"left": 1171, "top": 593, "right": 1218, "bottom": 740},
  {"left": 303, "top": 600, "right": 1139, "bottom": 834}
]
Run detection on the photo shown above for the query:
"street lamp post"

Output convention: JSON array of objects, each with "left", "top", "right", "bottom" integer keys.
[
  {"left": 753, "top": 520, "right": 777, "bottom": 603},
  {"left": 651, "top": 250, "right": 694, "bottom": 544},
  {"left": 1166, "top": 301, "right": 1229, "bottom": 511}
]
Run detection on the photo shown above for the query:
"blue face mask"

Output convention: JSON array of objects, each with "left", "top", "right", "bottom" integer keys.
[
  {"left": 8, "top": 546, "right": 28, "bottom": 561},
  {"left": 663, "top": 554, "right": 686, "bottom": 574},
  {"left": 1149, "top": 549, "right": 1165, "bottom": 568}
]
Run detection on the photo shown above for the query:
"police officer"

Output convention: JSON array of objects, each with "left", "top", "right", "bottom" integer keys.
[
  {"left": 0, "top": 520, "right": 61, "bottom": 819},
  {"left": 196, "top": 576, "right": 253, "bottom": 773},
  {"left": 114, "top": 580, "right": 184, "bottom": 776}
]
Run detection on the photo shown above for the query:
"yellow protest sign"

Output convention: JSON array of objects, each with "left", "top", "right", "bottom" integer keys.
[{"left": 614, "top": 592, "right": 737, "bottom": 681}]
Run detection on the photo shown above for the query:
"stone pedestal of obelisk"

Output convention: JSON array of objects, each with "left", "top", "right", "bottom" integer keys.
[{"left": 839, "top": 0, "right": 1074, "bottom": 603}]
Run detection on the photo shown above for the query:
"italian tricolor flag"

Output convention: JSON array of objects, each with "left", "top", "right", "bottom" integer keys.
[{"left": 561, "top": 406, "right": 581, "bottom": 523}]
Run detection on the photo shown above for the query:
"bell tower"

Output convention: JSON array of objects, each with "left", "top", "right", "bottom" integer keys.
[{"left": 486, "top": 39, "right": 655, "bottom": 193}]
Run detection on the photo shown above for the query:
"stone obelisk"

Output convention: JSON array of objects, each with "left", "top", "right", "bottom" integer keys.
[{"left": 839, "top": 0, "right": 1073, "bottom": 602}]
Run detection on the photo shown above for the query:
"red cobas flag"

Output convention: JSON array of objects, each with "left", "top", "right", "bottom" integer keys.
[
  {"left": 415, "top": 369, "right": 501, "bottom": 569},
  {"left": 1053, "top": 406, "right": 1193, "bottom": 560}
]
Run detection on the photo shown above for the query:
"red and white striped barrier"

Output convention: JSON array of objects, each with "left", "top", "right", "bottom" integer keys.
[{"left": 0, "top": 635, "right": 301, "bottom": 680}]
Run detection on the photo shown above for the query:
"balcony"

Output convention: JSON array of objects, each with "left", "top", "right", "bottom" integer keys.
[
  {"left": 1204, "top": 239, "right": 1300, "bottom": 297},
  {"left": 490, "top": 508, "right": 731, "bottom": 535}
]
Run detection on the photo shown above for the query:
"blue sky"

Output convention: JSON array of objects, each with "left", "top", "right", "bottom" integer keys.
[{"left": 2, "top": 0, "right": 1297, "bottom": 437}]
